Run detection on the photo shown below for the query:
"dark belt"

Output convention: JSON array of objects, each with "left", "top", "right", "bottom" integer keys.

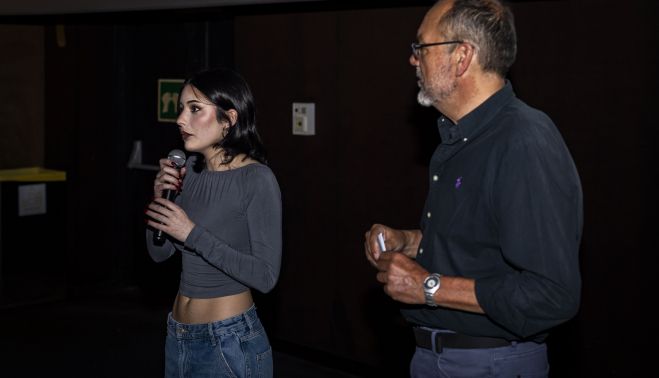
[{"left": 413, "top": 327, "right": 511, "bottom": 354}]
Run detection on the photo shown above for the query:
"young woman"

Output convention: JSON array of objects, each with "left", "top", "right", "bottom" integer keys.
[{"left": 145, "top": 68, "right": 282, "bottom": 377}]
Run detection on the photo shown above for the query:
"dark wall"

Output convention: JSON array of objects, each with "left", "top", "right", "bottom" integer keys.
[
  {"left": 234, "top": 6, "right": 432, "bottom": 374},
  {"left": 43, "top": 14, "right": 234, "bottom": 297},
  {"left": 4, "top": 0, "right": 657, "bottom": 376},
  {"left": 0, "top": 25, "right": 44, "bottom": 168},
  {"left": 44, "top": 22, "right": 122, "bottom": 290}
]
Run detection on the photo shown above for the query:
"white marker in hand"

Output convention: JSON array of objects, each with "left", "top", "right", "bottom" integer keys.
[{"left": 377, "top": 232, "right": 386, "bottom": 252}]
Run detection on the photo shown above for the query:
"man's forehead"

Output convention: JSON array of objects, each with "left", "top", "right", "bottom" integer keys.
[
  {"left": 429, "top": 0, "right": 452, "bottom": 21},
  {"left": 418, "top": 1, "right": 451, "bottom": 40}
]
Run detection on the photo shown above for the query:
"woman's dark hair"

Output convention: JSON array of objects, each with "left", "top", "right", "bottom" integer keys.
[
  {"left": 183, "top": 68, "right": 268, "bottom": 165},
  {"left": 438, "top": 0, "right": 517, "bottom": 77}
]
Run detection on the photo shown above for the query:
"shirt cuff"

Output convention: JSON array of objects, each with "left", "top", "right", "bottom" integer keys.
[
  {"left": 474, "top": 275, "right": 501, "bottom": 315},
  {"left": 184, "top": 225, "right": 204, "bottom": 250}
]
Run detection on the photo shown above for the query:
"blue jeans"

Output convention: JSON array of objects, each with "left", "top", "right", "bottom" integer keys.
[
  {"left": 410, "top": 332, "right": 549, "bottom": 378},
  {"left": 165, "top": 305, "right": 273, "bottom": 378}
]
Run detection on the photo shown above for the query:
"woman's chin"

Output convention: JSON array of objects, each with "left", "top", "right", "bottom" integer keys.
[{"left": 182, "top": 141, "right": 198, "bottom": 152}]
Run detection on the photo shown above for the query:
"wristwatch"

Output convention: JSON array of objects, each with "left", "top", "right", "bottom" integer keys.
[{"left": 423, "top": 273, "right": 441, "bottom": 307}]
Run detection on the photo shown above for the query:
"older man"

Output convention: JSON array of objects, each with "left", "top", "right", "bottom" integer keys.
[{"left": 364, "top": 0, "right": 582, "bottom": 376}]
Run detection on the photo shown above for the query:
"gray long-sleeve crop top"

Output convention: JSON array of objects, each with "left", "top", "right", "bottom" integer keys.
[{"left": 146, "top": 154, "right": 282, "bottom": 298}]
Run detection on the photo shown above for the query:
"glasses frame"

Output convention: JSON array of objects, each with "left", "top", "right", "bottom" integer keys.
[{"left": 411, "top": 40, "right": 463, "bottom": 58}]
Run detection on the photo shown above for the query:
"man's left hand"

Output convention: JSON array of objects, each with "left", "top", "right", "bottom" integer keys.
[{"left": 375, "top": 252, "right": 428, "bottom": 304}]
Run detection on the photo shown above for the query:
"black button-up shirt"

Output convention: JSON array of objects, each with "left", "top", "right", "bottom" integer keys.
[{"left": 402, "top": 82, "right": 583, "bottom": 340}]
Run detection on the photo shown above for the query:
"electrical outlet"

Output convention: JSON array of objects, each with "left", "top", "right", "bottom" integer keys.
[{"left": 292, "top": 102, "right": 315, "bottom": 135}]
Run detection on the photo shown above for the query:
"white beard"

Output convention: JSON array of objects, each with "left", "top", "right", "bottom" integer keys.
[
  {"left": 416, "top": 65, "right": 456, "bottom": 107},
  {"left": 417, "top": 88, "right": 435, "bottom": 107}
]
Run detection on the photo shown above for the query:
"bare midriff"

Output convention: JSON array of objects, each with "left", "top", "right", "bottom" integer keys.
[{"left": 172, "top": 290, "right": 253, "bottom": 324}]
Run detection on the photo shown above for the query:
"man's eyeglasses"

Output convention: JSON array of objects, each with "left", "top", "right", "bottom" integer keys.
[{"left": 411, "top": 41, "right": 463, "bottom": 58}]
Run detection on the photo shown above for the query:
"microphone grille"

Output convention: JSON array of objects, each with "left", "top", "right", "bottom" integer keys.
[{"left": 168, "top": 149, "right": 187, "bottom": 168}]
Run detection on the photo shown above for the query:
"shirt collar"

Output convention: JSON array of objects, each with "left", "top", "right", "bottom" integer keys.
[{"left": 437, "top": 81, "right": 515, "bottom": 145}]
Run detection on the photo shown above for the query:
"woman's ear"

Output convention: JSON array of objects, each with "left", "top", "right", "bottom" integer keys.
[{"left": 226, "top": 109, "right": 238, "bottom": 126}]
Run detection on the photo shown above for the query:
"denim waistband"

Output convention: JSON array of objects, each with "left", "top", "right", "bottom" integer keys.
[{"left": 167, "top": 304, "right": 259, "bottom": 340}]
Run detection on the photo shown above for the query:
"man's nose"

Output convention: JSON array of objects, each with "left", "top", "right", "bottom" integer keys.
[{"left": 409, "top": 53, "right": 419, "bottom": 66}]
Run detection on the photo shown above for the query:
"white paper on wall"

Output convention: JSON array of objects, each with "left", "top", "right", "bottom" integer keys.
[{"left": 18, "top": 183, "right": 47, "bottom": 216}]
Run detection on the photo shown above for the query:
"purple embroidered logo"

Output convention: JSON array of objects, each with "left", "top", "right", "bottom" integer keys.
[{"left": 455, "top": 176, "right": 463, "bottom": 189}]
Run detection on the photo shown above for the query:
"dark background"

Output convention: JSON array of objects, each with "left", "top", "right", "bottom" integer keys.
[{"left": 0, "top": 0, "right": 657, "bottom": 376}]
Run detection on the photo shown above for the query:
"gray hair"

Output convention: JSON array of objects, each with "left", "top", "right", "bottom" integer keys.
[{"left": 437, "top": 0, "right": 517, "bottom": 76}]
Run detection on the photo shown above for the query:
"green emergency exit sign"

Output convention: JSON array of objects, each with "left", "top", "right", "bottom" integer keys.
[{"left": 158, "top": 79, "right": 184, "bottom": 122}]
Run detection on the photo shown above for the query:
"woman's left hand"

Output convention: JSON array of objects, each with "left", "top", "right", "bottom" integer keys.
[{"left": 146, "top": 197, "right": 195, "bottom": 243}]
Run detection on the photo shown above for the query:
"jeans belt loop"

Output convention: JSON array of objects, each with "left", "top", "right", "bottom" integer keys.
[
  {"left": 431, "top": 330, "right": 443, "bottom": 353},
  {"left": 208, "top": 323, "right": 217, "bottom": 346}
]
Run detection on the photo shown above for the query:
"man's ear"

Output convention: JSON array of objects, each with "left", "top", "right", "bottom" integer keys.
[
  {"left": 226, "top": 109, "right": 238, "bottom": 126},
  {"left": 455, "top": 43, "right": 475, "bottom": 77}
]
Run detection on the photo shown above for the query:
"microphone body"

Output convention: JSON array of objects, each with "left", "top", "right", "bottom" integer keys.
[{"left": 154, "top": 149, "right": 187, "bottom": 244}]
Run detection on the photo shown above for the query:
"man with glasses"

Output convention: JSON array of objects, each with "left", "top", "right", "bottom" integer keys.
[{"left": 364, "top": 0, "right": 582, "bottom": 376}]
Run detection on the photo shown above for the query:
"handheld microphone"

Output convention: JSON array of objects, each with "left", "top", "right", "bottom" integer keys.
[{"left": 154, "top": 149, "right": 187, "bottom": 244}]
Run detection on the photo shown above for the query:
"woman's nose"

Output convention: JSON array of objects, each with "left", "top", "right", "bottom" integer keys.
[{"left": 176, "top": 113, "right": 185, "bottom": 127}]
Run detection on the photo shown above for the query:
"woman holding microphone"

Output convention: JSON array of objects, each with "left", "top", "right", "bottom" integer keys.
[{"left": 145, "top": 68, "right": 281, "bottom": 378}]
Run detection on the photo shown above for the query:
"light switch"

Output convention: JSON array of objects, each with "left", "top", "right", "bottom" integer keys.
[{"left": 292, "top": 102, "right": 315, "bottom": 135}]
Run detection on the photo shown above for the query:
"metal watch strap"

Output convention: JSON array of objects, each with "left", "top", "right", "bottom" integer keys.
[{"left": 423, "top": 273, "right": 441, "bottom": 307}]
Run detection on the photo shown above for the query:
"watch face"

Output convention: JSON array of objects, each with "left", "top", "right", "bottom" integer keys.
[{"left": 425, "top": 277, "right": 438, "bottom": 289}]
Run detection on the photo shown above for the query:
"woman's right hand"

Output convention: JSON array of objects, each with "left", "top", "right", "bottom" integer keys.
[{"left": 153, "top": 158, "right": 187, "bottom": 198}]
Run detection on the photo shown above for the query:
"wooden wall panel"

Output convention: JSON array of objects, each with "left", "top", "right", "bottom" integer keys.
[
  {"left": 236, "top": 7, "right": 430, "bottom": 373},
  {"left": 333, "top": 8, "right": 433, "bottom": 369},
  {"left": 43, "top": 16, "right": 235, "bottom": 296},
  {"left": 236, "top": 9, "right": 344, "bottom": 354},
  {"left": 0, "top": 25, "right": 44, "bottom": 169}
]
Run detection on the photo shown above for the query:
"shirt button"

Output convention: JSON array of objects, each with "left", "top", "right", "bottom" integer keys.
[
  {"left": 427, "top": 212, "right": 432, "bottom": 218},
  {"left": 432, "top": 175, "right": 438, "bottom": 182},
  {"left": 463, "top": 137, "right": 468, "bottom": 142},
  {"left": 419, "top": 248, "right": 424, "bottom": 255}
]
